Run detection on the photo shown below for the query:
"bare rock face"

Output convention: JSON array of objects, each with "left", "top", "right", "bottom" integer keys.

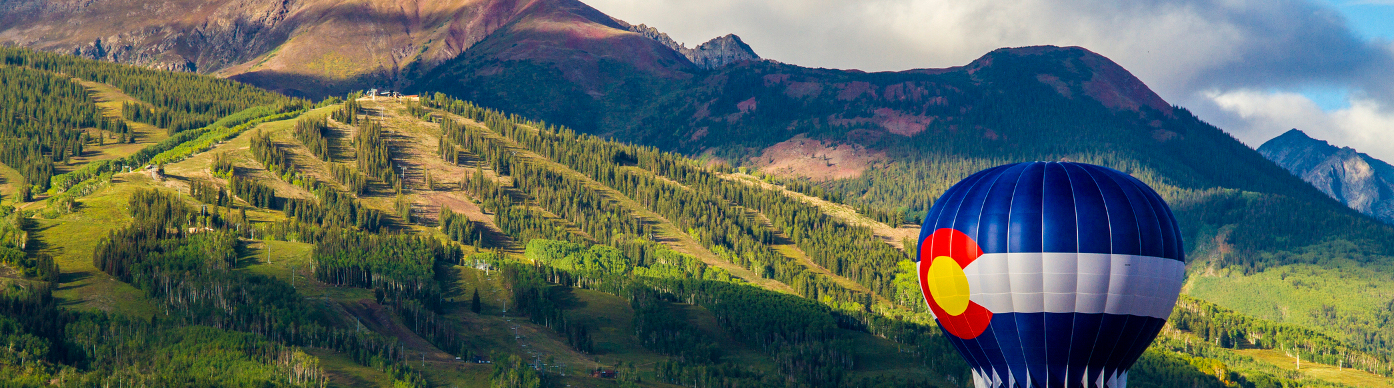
[
  {"left": 627, "top": 24, "right": 684, "bottom": 53},
  {"left": 684, "top": 34, "right": 759, "bottom": 70},
  {"left": 1259, "top": 129, "right": 1394, "bottom": 224},
  {"left": 626, "top": 24, "right": 759, "bottom": 70},
  {"left": 2, "top": 0, "right": 296, "bottom": 73}
]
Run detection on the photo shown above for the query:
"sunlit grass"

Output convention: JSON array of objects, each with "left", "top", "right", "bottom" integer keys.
[
  {"left": 34, "top": 173, "right": 158, "bottom": 315},
  {"left": 1235, "top": 348, "right": 1393, "bottom": 387}
]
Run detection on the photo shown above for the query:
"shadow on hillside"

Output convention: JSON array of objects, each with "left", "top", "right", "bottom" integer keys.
[
  {"left": 231, "top": 70, "right": 388, "bottom": 100},
  {"left": 56, "top": 270, "right": 92, "bottom": 291},
  {"left": 25, "top": 223, "right": 57, "bottom": 258},
  {"left": 546, "top": 286, "right": 585, "bottom": 310}
]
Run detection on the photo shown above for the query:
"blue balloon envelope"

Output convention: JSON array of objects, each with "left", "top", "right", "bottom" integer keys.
[{"left": 917, "top": 162, "right": 1184, "bottom": 388}]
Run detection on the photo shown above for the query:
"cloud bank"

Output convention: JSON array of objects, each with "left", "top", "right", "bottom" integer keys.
[
  {"left": 586, "top": 0, "right": 1394, "bottom": 160},
  {"left": 1208, "top": 90, "right": 1394, "bottom": 162}
]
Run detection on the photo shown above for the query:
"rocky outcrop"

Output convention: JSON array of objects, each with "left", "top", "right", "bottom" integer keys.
[
  {"left": 3, "top": 0, "right": 296, "bottom": 74},
  {"left": 627, "top": 24, "right": 684, "bottom": 53},
  {"left": 626, "top": 24, "right": 760, "bottom": 70},
  {"left": 1258, "top": 129, "right": 1394, "bottom": 224},
  {"left": 684, "top": 34, "right": 759, "bottom": 70}
]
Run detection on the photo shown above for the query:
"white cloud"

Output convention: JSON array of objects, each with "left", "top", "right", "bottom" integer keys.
[{"left": 1207, "top": 89, "right": 1394, "bottom": 161}]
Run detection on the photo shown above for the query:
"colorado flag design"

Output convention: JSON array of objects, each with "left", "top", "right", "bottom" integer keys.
[{"left": 918, "top": 162, "right": 1185, "bottom": 388}]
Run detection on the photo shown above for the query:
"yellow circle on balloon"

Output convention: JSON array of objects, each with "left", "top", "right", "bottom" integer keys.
[{"left": 927, "top": 256, "right": 971, "bottom": 316}]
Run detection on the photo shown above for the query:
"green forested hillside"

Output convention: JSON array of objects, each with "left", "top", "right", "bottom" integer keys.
[
  {"left": 421, "top": 43, "right": 1394, "bottom": 377},
  {"left": 0, "top": 48, "right": 1388, "bottom": 387}
]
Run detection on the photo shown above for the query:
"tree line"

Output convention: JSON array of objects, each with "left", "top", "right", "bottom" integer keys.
[
  {"left": 231, "top": 175, "right": 278, "bottom": 209},
  {"left": 1168, "top": 295, "right": 1392, "bottom": 376},
  {"left": 425, "top": 94, "right": 881, "bottom": 312},
  {"left": 284, "top": 186, "right": 384, "bottom": 232},
  {"left": 458, "top": 163, "right": 584, "bottom": 244},
  {"left": 250, "top": 129, "right": 295, "bottom": 180},
  {"left": 2, "top": 47, "right": 286, "bottom": 135},
  {"left": 0, "top": 65, "right": 105, "bottom": 192},
  {"left": 496, "top": 246, "right": 865, "bottom": 386},
  {"left": 437, "top": 116, "right": 650, "bottom": 243},
  {"left": 293, "top": 115, "right": 334, "bottom": 162},
  {"left": 349, "top": 114, "right": 399, "bottom": 188}
]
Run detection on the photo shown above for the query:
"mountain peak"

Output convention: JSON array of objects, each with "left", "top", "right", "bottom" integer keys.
[
  {"left": 1279, "top": 128, "right": 1312, "bottom": 138},
  {"left": 965, "top": 45, "right": 1175, "bottom": 117},
  {"left": 1267, "top": 128, "right": 1326, "bottom": 147},
  {"left": 685, "top": 34, "right": 760, "bottom": 70},
  {"left": 625, "top": 25, "right": 759, "bottom": 70},
  {"left": 1259, "top": 129, "right": 1394, "bottom": 224},
  {"left": 1258, "top": 129, "right": 1337, "bottom": 168}
]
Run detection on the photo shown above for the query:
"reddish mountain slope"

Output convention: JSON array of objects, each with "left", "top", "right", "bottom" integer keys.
[
  {"left": 453, "top": 0, "right": 695, "bottom": 93},
  {"left": 421, "top": 42, "right": 1188, "bottom": 160},
  {"left": 0, "top": 0, "right": 692, "bottom": 96},
  {"left": 959, "top": 46, "right": 1174, "bottom": 117}
]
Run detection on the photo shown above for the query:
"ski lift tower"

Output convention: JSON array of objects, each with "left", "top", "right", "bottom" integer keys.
[{"left": 368, "top": 88, "right": 378, "bottom": 101}]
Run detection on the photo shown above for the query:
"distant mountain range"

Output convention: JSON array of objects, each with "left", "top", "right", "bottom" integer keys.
[
  {"left": 1260, "top": 129, "right": 1394, "bottom": 224},
  {"left": 0, "top": 0, "right": 1179, "bottom": 157}
]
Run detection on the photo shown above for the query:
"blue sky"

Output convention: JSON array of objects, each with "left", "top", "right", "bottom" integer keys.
[
  {"left": 1334, "top": 1, "right": 1394, "bottom": 41},
  {"left": 589, "top": 0, "right": 1394, "bottom": 160},
  {"left": 1313, "top": 0, "right": 1392, "bottom": 110}
]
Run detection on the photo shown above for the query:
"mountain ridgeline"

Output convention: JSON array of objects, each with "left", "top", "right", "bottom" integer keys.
[
  {"left": 0, "top": 0, "right": 761, "bottom": 97},
  {"left": 1259, "top": 129, "right": 1394, "bottom": 225},
  {"left": 626, "top": 24, "right": 761, "bottom": 70}
]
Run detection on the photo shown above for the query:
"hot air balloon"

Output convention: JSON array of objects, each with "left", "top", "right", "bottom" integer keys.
[{"left": 918, "top": 162, "right": 1184, "bottom": 388}]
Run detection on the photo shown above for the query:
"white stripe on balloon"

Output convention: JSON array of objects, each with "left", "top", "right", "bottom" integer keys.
[{"left": 959, "top": 253, "right": 1184, "bottom": 319}]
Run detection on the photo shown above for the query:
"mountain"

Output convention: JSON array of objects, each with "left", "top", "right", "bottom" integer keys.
[
  {"left": 423, "top": 41, "right": 1324, "bottom": 203},
  {"left": 8, "top": 0, "right": 1394, "bottom": 385},
  {"left": 0, "top": 0, "right": 660, "bottom": 96},
  {"left": 1259, "top": 129, "right": 1394, "bottom": 224},
  {"left": 4, "top": 48, "right": 1381, "bottom": 386},
  {"left": 0, "top": 0, "right": 749, "bottom": 97}
]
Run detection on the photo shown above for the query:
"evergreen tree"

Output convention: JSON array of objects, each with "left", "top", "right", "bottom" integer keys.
[{"left": 471, "top": 289, "right": 482, "bottom": 314}]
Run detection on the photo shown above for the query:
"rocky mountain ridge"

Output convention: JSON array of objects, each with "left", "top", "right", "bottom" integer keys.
[
  {"left": 627, "top": 24, "right": 761, "bottom": 70},
  {"left": 0, "top": 0, "right": 760, "bottom": 96},
  {"left": 685, "top": 34, "right": 760, "bottom": 70},
  {"left": 0, "top": 0, "right": 642, "bottom": 96},
  {"left": 1259, "top": 129, "right": 1394, "bottom": 224},
  {"left": 2, "top": 0, "right": 299, "bottom": 73}
]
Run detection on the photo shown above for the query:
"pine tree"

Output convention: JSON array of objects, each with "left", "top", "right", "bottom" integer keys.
[{"left": 471, "top": 289, "right": 482, "bottom": 314}]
